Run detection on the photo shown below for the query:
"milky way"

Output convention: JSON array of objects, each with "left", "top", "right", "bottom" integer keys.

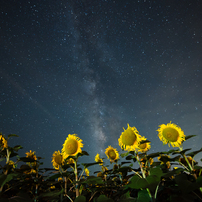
[{"left": 1, "top": 1, "right": 202, "bottom": 171}]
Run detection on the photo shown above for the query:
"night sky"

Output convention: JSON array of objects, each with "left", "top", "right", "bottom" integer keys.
[{"left": 1, "top": 0, "right": 202, "bottom": 171}]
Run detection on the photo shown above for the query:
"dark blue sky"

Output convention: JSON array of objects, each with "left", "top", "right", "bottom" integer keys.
[{"left": 1, "top": 0, "right": 202, "bottom": 171}]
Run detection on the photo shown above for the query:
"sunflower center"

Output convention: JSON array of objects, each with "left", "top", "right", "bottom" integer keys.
[
  {"left": 55, "top": 155, "right": 63, "bottom": 164},
  {"left": 122, "top": 129, "right": 137, "bottom": 145},
  {"left": 139, "top": 143, "right": 146, "bottom": 149},
  {"left": 65, "top": 139, "right": 78, "bottom": 154},
  {"left": 163, "top": 127, "right": 179, "bottom": 142},
  {"left": 108, "top": 149, "right": 116, "bottom": 160}
]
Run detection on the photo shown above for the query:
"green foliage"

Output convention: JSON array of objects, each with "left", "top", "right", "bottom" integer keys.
[{"left": 0, "top": 131, "right": 202, "bottom": 202}]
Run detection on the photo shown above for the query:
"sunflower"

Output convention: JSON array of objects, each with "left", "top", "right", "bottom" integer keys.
[
  {"left": 141, "top": 157, "right": 153, "bottom": 168},
  {"left": 25, "top": 150, "right": 37, "bottom": 168},
  {"left": 62, "top": 134, "right": 83, "bottom": 159},
  {"left": 105, "top": 145, "right": 119, "bottom": 162},
  {"left": 0, "top": 134, "right": 8, "bottom": 149},
  {"left": 118, "top": 123, "right": 142, "bottom": 151},
  {"left": 67, "top": 158, "right": 74, "bottom": 164},
  {"left": 157, "top": 121, "right": 186, "bottom": 147},
  {"left": 137, "top": 136, "right": 151, "bottom": 153},
  {"left": 85, "top": 168, "right": 90, "bottom": 176},
  {"left": 95, "top": 153, "right": 103, "bottom": 165},
  {"left": 52, "top": 150, "right": 64, "bottom": 170},
  {"left": 97, "top": 172, "right": 103, "bottom": 177},
  {"left": 179, "top": 156, "right": 196, "bottom": 167},
  {"left": 158, "top": 154, "right": 171, "bottom": 169},
  {"left": 26, "top": 150, "right": 37, "bottom": 160}
]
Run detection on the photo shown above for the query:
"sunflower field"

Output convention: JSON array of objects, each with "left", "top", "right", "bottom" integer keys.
[{"left": 1, "top": 122, "right": 202, "bottom": 202}]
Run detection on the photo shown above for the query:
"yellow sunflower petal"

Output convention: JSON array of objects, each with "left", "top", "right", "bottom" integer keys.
[
  {"left": 0, "top": 135, "right": 8, "bottom": 149},
  {"left": 105, "top": 145, "right": 119, "bottom": 161},
  {"left": 52, "top": 150, "right": 64, "bottom": 170},
  {"left": 137, "top": 136, "right": 151, "bottom": 153},
  {"left": 157, "top": 121, "right": 185, "bottom": 147},
  {"left": 118, "top": 124, "right": 141, "bottom": 151},
  {"left": 62, "top": 134, "right": 83, "bottom": 159},
  {"left": 95, "top": 153, "right": 103, "bottom": 165},
  {"left": 85, "top": 168, "right": 90, "bottom": 176}
]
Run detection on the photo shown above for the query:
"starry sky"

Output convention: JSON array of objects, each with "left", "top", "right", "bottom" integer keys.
[{"left": 1, "top": 0, "right": 202, "bottom": 171}]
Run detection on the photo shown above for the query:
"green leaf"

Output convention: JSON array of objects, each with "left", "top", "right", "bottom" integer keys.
[
  {"left": 46, "top": 173, "right": 63, "bottom": 180},
  {"left": 126, "top": 155, "right": 134, "bottom": 160},
  {"left": 81, "top": 162, "right": 101, "bottom": 168},
  {"left": 121, "top": 161, "right": 132, "bottom": 165},
  {"left": 161, "top": 149, "right": 179, "bottom": 154},
  {"left": 83, "top": 176, "right": 104, "bottom": 185},
  {"left": 196, "top": 176, "right": 202, "bottom": 186},
  {"left": 0, "top": 173, "right": 18, "bottom": 187},
  {"left": 185, "top": 135, "right": 197, "bottom": 140},
  {"left": 149, "top": 167, "right": 163, "bottom": 181},
  {"left": 121, "top": 152, "right": 129, "bottom": 158},
  {"left": 38, "top": 189, "right": 63, "bottom": 199},
  {"left": 13, "top": 145, "right": 23, "bottom": 151},
  {"left": 18, "top": 157, "right": 36, "bottom": 162},
  {"left": 8, "top": 134, "right": 19, "bottom": 139},
  {"left": 97, "top": 195, "right": 114, "bottom": 202},
  {"left": 175, "top": 173, "right": 200, "bottom": 193},
  {"left": 128, "top": 175, "right": 148, "bottom": 189},
  {"left": 74, "top": 195, "right": 86, "bottom": 202},
  {"left": 172, "top": 148, "right": 191, "bottom": 155},
  {"left": 75, "top": 151, "right": 89, "bottom": 158},
  {"left": 118, "top": 197, "right": 136, "bottom": 202},
  {"left": 147, "top": 152, "right": 161, "bottom": 159},
  {"left": 186, "top": 148, "right": 202, "bottom": 157},
  {"left": 139, "top": 140, "right": 151, "bottom": 144},
  {"left": 119, "top": 191, "right": 137, "bottom": 202},
  {"left": 137, "top": 189, "right": 151, "bottom": 202},
  {"left": 117, "top": 166, "right": 132, "bottom": 173},
  {"left": 162, "top": 168, "right": 184, "bottom": 178}
]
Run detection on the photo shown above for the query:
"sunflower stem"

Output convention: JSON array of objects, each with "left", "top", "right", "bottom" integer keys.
[
  {"left": 74, "top": 159, "right": 79, "bottom": 197},
  {"left": 136, "top": 152, "right": 153, "bottom": 202},
  {"left": 179, "top": 147, "right": 193, "bottom": 172}
]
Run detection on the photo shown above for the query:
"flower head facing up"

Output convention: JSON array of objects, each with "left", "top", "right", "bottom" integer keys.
[
  {"left": 52, "top": 150, "right": 64, "bottom": 170},
  {"left": 157, "top": 121, "right": 186, "bottom": 147},
  {"left": 118, "top": 124, "right": 141, "bottom": 151},
  {"left": 95, "top": 153, "right": 103, "bottom": 165},
  {"left": 0, "top": 134, "right": 8, "bottom": 149},
  {"left": 62, "top": 134, "right": 83, "bottom": 159},
  {"left": 137, "top": 136, "right": 151, "bottom": 153},
  {"left": 105, "top": 146, "right": 119, "bottom": 162}
]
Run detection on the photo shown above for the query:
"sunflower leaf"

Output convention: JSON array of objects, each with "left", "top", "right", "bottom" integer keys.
[
  {"left": 137, "top": 189, "right": 151, "bottom": 202},
  {"left": 96, "top": 195, "right": 114, "bottom": 202},
  {"left": 121, "top": 152, "right": 129, "bottom": 158},
  {"left": 81, "top": 162, "right": 101, "bottom": 168},
  {"left": 147, "top": 152, "right": 161, "bottom": 159},
  {"left": 74, "top": 195, "right": 86, "bottom": 202},
  {"left": 7, "top": 134, "right": 19, "bottom": 139},
  {"left": 13, "top": 145, "right": 23, "bottom": 151},
  {"left": 186, "top": 148, "right": 202, "bottom": 157},
  {"left": 185, "top": 135, "right": 197, "bottom": 141},
  {"left": 37, "top": 188, "right": 64, "bottom": 199},
  {"left": 161, "top": 149, "right": 179, "bottom": 154},
  {"left": 139, "top": 140, "right": 151, "bottom": 144},
  {"left": 83, "top": 176, "right": 104, "bottom": 185},
  {"left": 172, "top": 148, "right": 191, "bottom": 155}
]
